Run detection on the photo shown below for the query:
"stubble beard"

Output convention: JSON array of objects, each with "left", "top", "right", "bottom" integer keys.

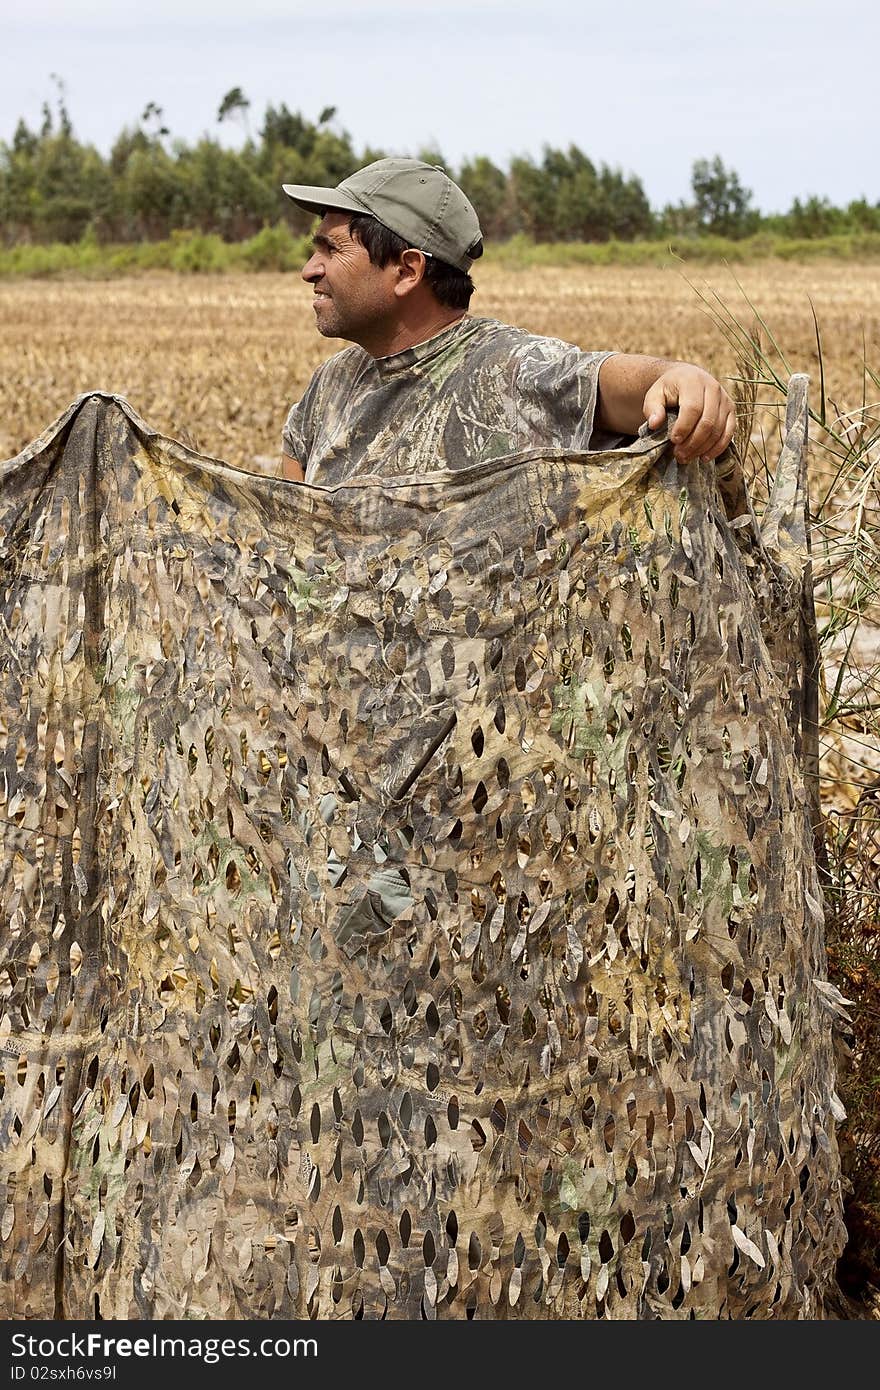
[
  {"left": 313, "top": 298, "right": 389, "bottom": 352},
  {"left": 313, "top": 300, "right": 346, "bottom": 340}
]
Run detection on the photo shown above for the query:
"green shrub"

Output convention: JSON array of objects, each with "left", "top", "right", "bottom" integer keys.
[
  {"left": 167, "top": 230, "right": 227, "bottom": 273},
  {"left": 4, "top": 228, "right": 880, "bottom": 279},
  {"left": 236, "top": 222, "right": 309, "bottom": 272}
]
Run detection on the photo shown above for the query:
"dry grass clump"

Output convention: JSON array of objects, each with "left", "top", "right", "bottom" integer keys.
[{"left": 697, "top": 279, "right": 880, "bottom": 1308}]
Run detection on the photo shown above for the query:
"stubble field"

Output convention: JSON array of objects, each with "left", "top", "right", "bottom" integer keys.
[{"left": 1, "top": 260, "right": 877, "bottom": 466}]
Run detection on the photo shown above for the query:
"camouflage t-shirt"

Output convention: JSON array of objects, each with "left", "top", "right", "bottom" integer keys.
[{"left": 282, "top": 315, "right": 616, "bottom": 485}]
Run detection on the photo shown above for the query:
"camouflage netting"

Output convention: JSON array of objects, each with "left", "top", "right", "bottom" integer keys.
[{"left": 0, "top": 386, "right": 849, "bottom": 1319}]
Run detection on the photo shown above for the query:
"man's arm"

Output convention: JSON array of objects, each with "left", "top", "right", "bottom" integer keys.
[
  {"left": 597, "top": 354, "right": 736, "bottom": 464},
  {"left": 281, "top": 453, "right": 305, "bottom": 482}
]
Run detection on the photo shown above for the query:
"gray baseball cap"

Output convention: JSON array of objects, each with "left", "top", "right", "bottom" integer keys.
[{"left": 282, "top": 157, "right": 484, "bottom": 273}]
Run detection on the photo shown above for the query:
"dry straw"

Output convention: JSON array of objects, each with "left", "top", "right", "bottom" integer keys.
[{"left": 692, "top": 275, "right": 880, "bottom": 1306}]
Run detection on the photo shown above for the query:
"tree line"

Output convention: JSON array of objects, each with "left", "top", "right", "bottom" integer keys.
[{"left": 2, "top": 86, "right": 878, "bottom": 247}]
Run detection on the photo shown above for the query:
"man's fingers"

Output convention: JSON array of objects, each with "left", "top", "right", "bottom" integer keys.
[
  {"left": 697, "top": 422, "right": 731, "bottom": 462},
  {"left": 643, "top": 373, "right": 736, "bottom": 463},
  {"left": 704, "top": 408, "right": 737, "bottom": 461},
  {"left": 697, "top": 407, "right": 737, "bottom": 462},
  {"left": 675, "top": 409, "right": 737, "bottom": 467},
  {"left": 673, "top": 390, "right": 737, "bottom": 462},
  {"left": 668, "top": 393, "right": 706, "bottom": 453},
  {"left": 679, "top": 412, "right": 724, "bottom": 460},
  {"left": 643, "top": 382, "right": 670, "bottom": 430}
]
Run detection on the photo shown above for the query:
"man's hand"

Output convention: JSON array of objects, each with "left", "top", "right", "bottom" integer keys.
[
  {"left": 597, "top": 354, "right": 736, "bottom": 464},
  {"left": 644, "top": 364, "right": 736, "bottom": 464}
]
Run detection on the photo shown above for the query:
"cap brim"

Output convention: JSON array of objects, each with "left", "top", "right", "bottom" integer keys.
[{"left": 281, "top": 184, "right": 368, "bottom": 218}]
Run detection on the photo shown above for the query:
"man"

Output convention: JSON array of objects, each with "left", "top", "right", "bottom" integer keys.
[{"left": 279, "top": 157, "right": 736, "bottom": 485}]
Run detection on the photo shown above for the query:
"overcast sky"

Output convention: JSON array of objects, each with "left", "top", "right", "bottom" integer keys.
[{"left": 2, "top": 0, "right": 875, "bottom": 214}]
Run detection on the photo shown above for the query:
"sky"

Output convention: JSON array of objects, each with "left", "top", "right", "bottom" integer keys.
[{"left": 2, "top": 0, "right": 876, "bottom": 214}]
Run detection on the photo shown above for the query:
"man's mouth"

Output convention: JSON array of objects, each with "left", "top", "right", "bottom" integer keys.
[{"left": 313, "top": 291, "right": 331, "bottom": 301}]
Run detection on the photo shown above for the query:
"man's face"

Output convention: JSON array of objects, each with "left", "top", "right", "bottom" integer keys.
[{"left": 300, "top": 212, "right": 399, "bottom": 345}]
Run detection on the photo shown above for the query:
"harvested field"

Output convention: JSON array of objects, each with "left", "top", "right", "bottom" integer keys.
[{"left": 0, "top": 261, "right": 877, "bottom": 467}]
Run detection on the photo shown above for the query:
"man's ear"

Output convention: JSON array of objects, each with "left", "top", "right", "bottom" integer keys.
[{"left": 393, "top": 248, "right": 428, "bottom": 297}]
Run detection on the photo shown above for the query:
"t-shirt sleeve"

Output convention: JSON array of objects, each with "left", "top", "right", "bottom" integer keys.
[
  {"left": 281, "top": 349, "right": 361, "bottom": 476},
  {"left": 281, "top": 397, "right": 308, "bottom": 461},
  {"left": 281, "top": 360, "right": 329, "bottom": 462},
  {"left": 513, "top": 342, "right": 622, "bottom": 451}
]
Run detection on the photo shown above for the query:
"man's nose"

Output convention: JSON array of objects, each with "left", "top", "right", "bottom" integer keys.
[{"left": 301, "top": 254, "right": 322, "bottom": 283}]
